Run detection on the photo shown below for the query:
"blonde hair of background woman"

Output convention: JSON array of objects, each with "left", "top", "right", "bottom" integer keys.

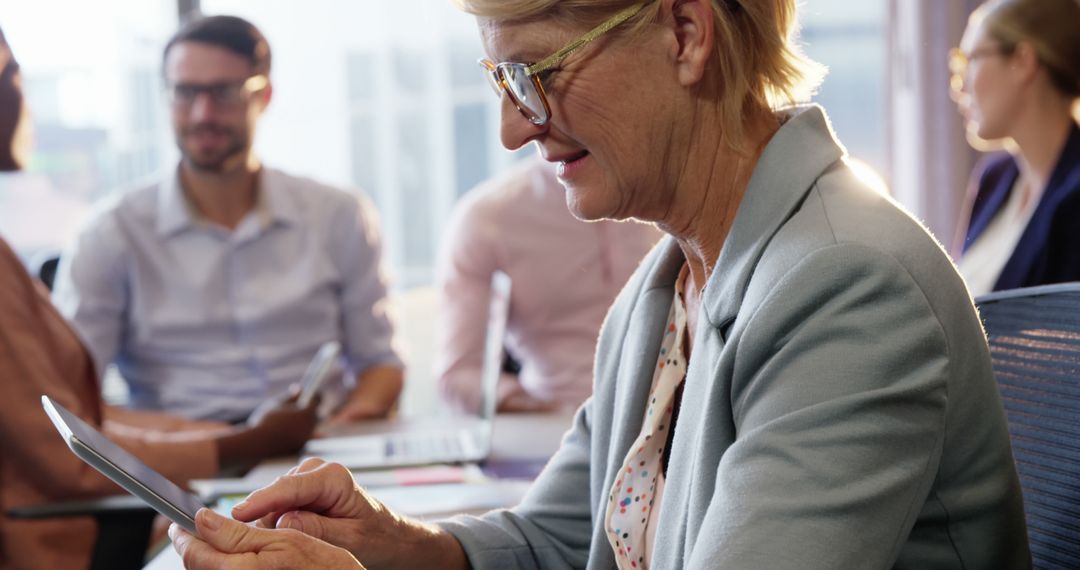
[{"left": 976, "top": 0, "right": 1080, "bottom": 118}]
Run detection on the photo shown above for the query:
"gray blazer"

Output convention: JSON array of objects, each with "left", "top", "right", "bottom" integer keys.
[{"left": 440, "top": 106, "right": 1030, "bottom": 569}]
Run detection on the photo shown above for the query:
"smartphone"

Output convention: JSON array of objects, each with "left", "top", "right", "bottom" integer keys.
[
  {"left": 297, "top": 341, "right": 342, "bottom": 408},
  {"left": 41, "top": 395, "right": 205, "bottom": 534}
]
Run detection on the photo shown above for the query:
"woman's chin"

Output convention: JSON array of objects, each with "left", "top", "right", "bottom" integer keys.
[{"left": 565, "top": 192, "right": 614, "bottom": 222}]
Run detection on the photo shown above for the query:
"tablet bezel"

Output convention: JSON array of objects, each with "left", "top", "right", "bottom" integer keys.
[{"left": 41, "top": 395, "right": 203, "bottom": 534}]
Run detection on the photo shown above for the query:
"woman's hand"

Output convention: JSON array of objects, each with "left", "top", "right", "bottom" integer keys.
[
  {"left": 170, "top": 508, "right": 362, "bottom": 569},
  {"left": 230, "top": 458, "right": 469, "bottom": 570}
]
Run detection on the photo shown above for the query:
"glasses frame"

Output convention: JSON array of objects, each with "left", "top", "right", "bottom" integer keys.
[
  {"left": 948, "top": 44, "right": 1007, "bottom": 93},
  {"left": 479, "top": 2, "right": 646, "bottom": 126},
  {"left": 166, "top": 74, "right": 269, "bottom": 110}
]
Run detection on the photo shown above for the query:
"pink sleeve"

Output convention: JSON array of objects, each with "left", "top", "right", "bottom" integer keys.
[{"left": 435, "top": 196, "right": 503, "bottom": 414}]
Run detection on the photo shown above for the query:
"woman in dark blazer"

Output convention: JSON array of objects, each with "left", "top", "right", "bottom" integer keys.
[{"left": 950, "top": 0, "right": 1080, "bottom": 295}]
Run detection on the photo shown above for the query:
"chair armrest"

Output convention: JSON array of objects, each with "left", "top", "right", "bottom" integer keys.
[{"left": 7, "top": 495, "right": 155, "bottom": 519}]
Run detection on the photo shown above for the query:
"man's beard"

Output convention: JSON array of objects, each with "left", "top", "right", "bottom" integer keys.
[{"left": 177, "top": 123, "right": 248, "bottom": 173}]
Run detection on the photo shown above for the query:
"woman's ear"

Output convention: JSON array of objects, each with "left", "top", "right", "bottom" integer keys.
[
  {"left": 659, "top": 0, "right": 715, "bottom": 87},
  {"left": 1010, "top": 41, "right": 1040, "bottom": 85}
]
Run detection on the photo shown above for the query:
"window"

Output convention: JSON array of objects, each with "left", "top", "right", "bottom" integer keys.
[
  {"left": 201, "top": 0, "right": 528, "bottom": 288},
  {"left": 0, "top": 0, "right": 177, "bottom": 261},
  {"left": 5, "top": 1, "right": 889, "bottom": 284},
  {"left": 802, "top": 0, "right": 889, "bottom": 185}
]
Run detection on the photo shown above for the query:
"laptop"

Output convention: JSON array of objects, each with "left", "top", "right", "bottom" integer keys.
[{"left": 302, "top": 270, "right": 511, "bottom": 470}]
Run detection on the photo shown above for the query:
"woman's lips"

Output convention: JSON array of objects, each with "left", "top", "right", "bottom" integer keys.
[{"left": 556, "top": 151, "right": 589, "bottom": 181}]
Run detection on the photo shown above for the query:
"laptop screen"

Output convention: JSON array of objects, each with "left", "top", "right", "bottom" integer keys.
[{"left": 477, "top": 270, "right": 512, "bottom": 423}]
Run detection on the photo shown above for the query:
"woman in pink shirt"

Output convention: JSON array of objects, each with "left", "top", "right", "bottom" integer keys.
[{"left": 436, "top": 157, "right": 661, "bottom": 413}]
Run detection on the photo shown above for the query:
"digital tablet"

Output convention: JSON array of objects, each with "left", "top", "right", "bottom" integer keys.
[
  {"left": 297, "top": 340, "right": 342, "bottom": 408},
  {"left": 41, "top": 395, "right": 205, "bottom": 534}
]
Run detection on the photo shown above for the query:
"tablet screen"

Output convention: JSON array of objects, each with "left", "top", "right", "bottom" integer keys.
[{"left": 42, "top": 396, "right": 205, "bottom": 532}]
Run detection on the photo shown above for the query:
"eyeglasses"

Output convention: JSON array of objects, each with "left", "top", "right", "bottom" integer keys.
[
  {"left": 948, "top": 45, "right": 1004, "bottom": 93},
  {"left": 478, "top": 2, "right": 647, "bottom": 126},
  {"left": 165, "top": 75, "right": 269, "bottom": 110}
]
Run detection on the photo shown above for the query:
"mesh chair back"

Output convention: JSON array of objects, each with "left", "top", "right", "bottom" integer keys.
[{"left": 976, "top": 283, "right": 1080, "bottom": 570}]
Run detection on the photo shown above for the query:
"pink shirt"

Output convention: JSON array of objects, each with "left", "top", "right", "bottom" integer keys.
[{"left": 436, "top": 158, "right": 662, "bottom": 411}]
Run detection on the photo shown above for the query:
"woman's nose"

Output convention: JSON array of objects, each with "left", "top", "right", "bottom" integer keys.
[{"left": 498, "top": 94, "right": 547, "bottom": 151}]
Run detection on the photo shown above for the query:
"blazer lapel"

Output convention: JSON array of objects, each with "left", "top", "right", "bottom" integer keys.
[
  {"left": 965, "top": 161, "right": 1018, "bottom": 254},
  {"left": 703, "top": 105, "right": 846, "bottom": 329},
  {"left": 995, "top": 123, "right": 1080, "bottom": 289},
  {"left": 652, "top": 105, "right": 848, "bottom": 567}
]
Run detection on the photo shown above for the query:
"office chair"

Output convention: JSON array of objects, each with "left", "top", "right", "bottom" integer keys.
[
  {"left": 976, "top": 283, "right": 1080, "bottom": 570},
  {"left": 29, "top": 251, "right": 60, "bottom": 291},
  {"left": 7, "top": 495, "right": 157, "bottom": 570}
]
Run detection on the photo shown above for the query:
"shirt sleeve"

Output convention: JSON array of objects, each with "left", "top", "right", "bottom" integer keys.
[
  {"left": 434, "top": 195, "right": 505, "bottom": 413},
  {"left": 329, "top": 191, "right": 404, "bottom": 375},
  {"left": 51, "top": 212, "right": 128, "bottom": 381}
]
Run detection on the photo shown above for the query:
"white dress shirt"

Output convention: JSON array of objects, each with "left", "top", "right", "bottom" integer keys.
[
  {"left": 53, "top": 166, "right": 403, "bottom": 421},
  {"left": 957, "top": 178, "right": 1040, "bottom": 297}
]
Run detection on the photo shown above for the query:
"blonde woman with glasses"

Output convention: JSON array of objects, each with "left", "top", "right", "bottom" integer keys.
[
  {"left": 949, "top": 0, "right": 1080, "bottom": 296},
  {"left": 171, "top": 1, "right": 1030, "bottom": 568}
]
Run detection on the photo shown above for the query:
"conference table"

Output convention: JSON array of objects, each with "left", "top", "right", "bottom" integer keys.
[{"left": 145, "top": 410, "right": 576, "bottom": 569}]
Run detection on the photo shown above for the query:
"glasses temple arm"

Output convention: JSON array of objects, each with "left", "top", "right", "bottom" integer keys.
[{"left": 526, "top": 3, "right": 646, "bottom": 76}]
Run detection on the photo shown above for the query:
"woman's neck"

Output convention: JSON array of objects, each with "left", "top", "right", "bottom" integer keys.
[
  {"left": 658, "top": 108, "right": 780, "bottom": 354},
  {"left": 661, "top": 109, "right": 780, "bottom": 292},
  {"left": 1009, "top": 96, "right": 1075, "bottom": 193}
]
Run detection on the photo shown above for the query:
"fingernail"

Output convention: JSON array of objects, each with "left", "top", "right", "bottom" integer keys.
[
  {"left": 282, "top": 515, "right": 305, "bottom": 533},
  {"left": 198, "top": 508, "right": 221, "bottom": 530},
  {"left": 232, "top": 500, "right": 249, "bottom": 514}
]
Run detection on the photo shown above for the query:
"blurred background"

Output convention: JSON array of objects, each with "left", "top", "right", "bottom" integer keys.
[{"left": 0, "top": 0, "right": 983, "bottom": 285}]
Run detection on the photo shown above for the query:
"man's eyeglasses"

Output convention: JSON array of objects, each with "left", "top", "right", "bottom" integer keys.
[
  {"left": 479, "top": 2, "right": 646, "bottom": 126},
  {"left": 948, "top": 45, "right": 1005, "bottom": 93},
  {"left": 165, "top": 75, "right": 269, "bottom": 110}
]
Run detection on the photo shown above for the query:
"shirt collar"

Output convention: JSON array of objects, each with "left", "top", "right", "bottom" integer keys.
[
  {"left": 255, "top": 167, "right": 303, "bottom": 228},
  {"left": 156, "top": 166, "right": 302, "bottom": 237},
  {"left": 156, "top": 167, "right": 197, "bottom": 237}
]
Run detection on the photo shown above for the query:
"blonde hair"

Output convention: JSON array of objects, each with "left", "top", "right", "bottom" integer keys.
[
  {"left": 979, "top": 0, "right": 1080, "bottom": 98},
  {"left": 454, "top": 0, "right": 825, "bottom": 151}
]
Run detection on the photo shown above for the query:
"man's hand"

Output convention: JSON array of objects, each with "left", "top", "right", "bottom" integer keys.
[
  {"left": 216, "top": 397, "right": 317, "bottom": 471},
  {"left": 325, "top": 366, "right": 404, "bottom": 425},
  {"left": 170, "top": 508, "right": 362, "bottom": 569}
]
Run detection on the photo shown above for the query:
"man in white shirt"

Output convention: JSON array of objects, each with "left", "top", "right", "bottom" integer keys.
[{"left": 53, "top": 15, "right": 404, "bottom": 423}]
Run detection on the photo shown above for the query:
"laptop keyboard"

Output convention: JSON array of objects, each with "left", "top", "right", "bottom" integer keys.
[{"left": 385, "top": 432, "right": 465, "bottom": 462}]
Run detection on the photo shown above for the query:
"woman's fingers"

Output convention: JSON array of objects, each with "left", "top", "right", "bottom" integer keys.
[
  {"left": 171, "top": 510, "right": 279, "bottom": 570},
  {"left": 169, "top": 510, "right": 367, "bottom": 570},
  {"left": 233, "top": 459, "right": 348, "bottom": 523}
]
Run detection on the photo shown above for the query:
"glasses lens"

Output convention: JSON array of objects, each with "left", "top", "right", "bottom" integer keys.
[
  {"left": 165, "top": 77, "right": 263, "bottom": 109},
  {"left": 210, "top": 84, "right": 246, "bottom": 106},
  {"left": 167, "top": 84, "right": 197, "bottom": 107},
  {"left": 947, "top": 49, "right": 967, "bottom": 93},
  {"left": 499, "top": 63, "right": 549, "bottom": 125},
  {"left": 948, "top": 48, "right": 967, "bottom": 77},
  {"left": 478, "top": 60, "right": 502, "bottom": 97}
]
